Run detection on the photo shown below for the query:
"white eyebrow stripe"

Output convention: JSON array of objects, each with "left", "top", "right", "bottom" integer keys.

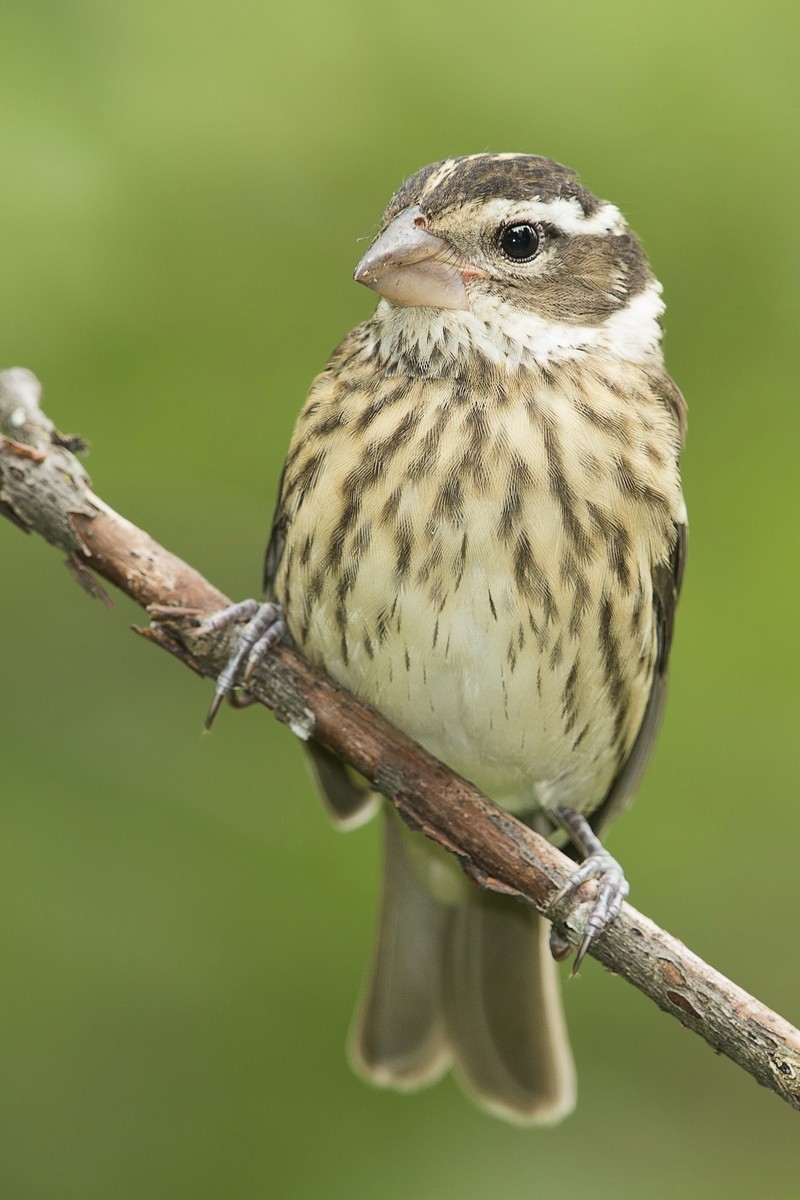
[{"left": 479, "top": 196, "right": 626, "bottom": 236}]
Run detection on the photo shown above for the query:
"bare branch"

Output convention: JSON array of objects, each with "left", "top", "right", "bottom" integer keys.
[{"left": 2, "top": 367, "right": 798, "bottom": 1112}]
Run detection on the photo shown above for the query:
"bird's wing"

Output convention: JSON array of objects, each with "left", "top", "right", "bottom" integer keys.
[
  {"left": 262, "top": 463, "right": 379, "bottom": 828},
  {"left": 588, "top": 516, "right": 687, "bottom": 841}
]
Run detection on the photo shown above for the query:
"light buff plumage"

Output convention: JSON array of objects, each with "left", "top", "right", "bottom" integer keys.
[{"left": 211, "top": 154, "right": 687, "bottom": 1122}]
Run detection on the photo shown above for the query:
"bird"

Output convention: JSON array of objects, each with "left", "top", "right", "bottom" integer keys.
[{"left": 198, "top": 153, "right": 687, "bottom": 1124}]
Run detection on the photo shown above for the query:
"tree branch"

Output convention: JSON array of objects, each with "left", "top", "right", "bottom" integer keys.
[{"left": 2, "top": 366, "right": 798, "bottom": 1112}]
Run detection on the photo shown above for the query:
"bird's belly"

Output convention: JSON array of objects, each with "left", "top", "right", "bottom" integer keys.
[{"left": 290, "top": 553, "right": 655, "bottom": 818}]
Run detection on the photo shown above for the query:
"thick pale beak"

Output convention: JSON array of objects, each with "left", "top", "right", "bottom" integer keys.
[{"left": 354, "top": 204, "right": 471, "bottom": 310}]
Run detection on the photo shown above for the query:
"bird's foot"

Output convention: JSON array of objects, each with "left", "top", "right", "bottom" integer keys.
[
  {"left": 189, "top": 599, "right": 287, "bottom": 729},
  {"left": 549, "top": 805, "right": 630, "bottom": 973}
]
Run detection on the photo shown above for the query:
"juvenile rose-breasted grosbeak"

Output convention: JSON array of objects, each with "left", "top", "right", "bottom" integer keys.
[{"left": 201, "top": 154, "right": 686, "bottom": 1123}]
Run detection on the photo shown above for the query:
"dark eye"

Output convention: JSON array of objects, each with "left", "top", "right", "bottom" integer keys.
[{"left": 498, "top": 222, "right": 542, "bottom": 262}]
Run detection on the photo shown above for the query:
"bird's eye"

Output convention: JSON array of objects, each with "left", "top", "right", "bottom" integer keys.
[{"left": 497, "top": 222, "right": 542, "bottom": 262}]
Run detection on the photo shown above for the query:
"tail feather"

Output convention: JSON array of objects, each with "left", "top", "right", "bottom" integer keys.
[
  {"left": 351, "top": 804, "right": 576, "bottom": 1123},
  {"left": 443, "top": 889, "right": 576, "bottom": 1124},
  {"left": 348, "top": 803, "right": 449, "bottom": 1088}
]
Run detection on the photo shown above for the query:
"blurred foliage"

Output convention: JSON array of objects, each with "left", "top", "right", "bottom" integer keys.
[{"left": 1, "top": 0, "right": 799, "bottom": 1196}]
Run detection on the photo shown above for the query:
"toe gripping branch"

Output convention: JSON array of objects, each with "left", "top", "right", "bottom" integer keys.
[
  {"left": 189, "top": 599, "right": 287, "bottom": 729},
  {"left": 549, "top": 804, "right": 630, "bottom": 973}
]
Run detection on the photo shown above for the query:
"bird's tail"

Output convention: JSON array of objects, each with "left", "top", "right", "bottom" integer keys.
[{"left": 349, "top": 803, "right": 577, "bottom": 1124}]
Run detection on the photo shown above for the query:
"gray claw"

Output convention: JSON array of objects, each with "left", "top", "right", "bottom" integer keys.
[
  {"left": 551, "top": 850, "right": 629, "bottom": 973},
  {"left": 549, "top": 804, "right": 630, "bottom": 972},
  {"left": 191, "top": 599, "right": 286, "bottom": 729}
]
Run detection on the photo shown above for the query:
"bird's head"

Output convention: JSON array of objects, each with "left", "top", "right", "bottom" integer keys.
[{"left": 355, "top": 154, "right": 664, "bottom": 371}]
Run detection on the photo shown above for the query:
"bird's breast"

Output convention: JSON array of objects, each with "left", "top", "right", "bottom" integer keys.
[{"left": 272, "top": 355, "right": 683, "bottom": 814}]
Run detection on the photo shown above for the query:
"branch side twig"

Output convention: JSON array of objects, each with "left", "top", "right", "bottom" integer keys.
[{"left": 2, "top": 367, "right": 798, "bottom": 1111}]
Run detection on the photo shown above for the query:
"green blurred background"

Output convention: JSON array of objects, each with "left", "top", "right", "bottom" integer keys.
[{"left": 1, "top": 1, "right": 798, "bottom": 1195}]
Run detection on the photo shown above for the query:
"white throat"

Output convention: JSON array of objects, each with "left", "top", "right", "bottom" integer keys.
[{"left": 370, "top": 281, "right": 665, "bottom": 374}]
